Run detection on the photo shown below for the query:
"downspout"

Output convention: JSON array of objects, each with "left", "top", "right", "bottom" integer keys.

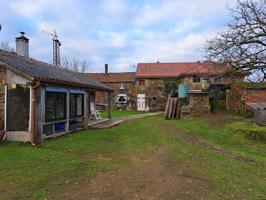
[{"left": 30, "top": 81, "right": 40, "bottom": 146}]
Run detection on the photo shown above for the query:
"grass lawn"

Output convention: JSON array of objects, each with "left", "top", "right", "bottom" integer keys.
[
  {"left": 0, "top": 114, "right": 265, "bottom": 199},
  {"left": 101, "top": 109, "right": 144, "bottom": 118}
]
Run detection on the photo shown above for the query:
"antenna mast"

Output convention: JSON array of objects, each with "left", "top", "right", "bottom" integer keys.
[{"left": 42, "top": 29, "right": 61, "bottom": 66}]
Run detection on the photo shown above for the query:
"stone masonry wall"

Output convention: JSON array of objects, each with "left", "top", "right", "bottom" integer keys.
[
  {"left": 189, "top": 93, "right": 211, "bottom": 117},
  {"left": 95, "top": 82, "right": 136, "bottom": 109},
  {"left": 226, "top": 86, "right": 266, "bottom": 114}
]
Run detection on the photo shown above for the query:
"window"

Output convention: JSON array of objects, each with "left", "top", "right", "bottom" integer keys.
[
  {"left": 45, "top": 92, "right": 66, "bottom": 122},
  {"left": 70, "top": 93, "right": 84, "bottom": 118},
  {"left": 214, "top": 77, "right": 222, "bottom": 83},
  {"left": 139, "top": 80, "right": 145, "bottom": 86},
  {"left": 193, "top": 75, "right": 201, "bottom": 83}
]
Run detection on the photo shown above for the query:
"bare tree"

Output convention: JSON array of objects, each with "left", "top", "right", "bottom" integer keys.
[
  {"left": 0, "top": 42, "right": 14, "bottom": 52},
  {"left": 205, "top": 0, "right": 266, "bottom": 82},
  {"left": 61, "top": 56, "right": 89, "bottom": 72}
]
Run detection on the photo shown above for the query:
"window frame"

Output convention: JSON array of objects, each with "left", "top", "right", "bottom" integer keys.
[
  {"left": 192, "top": 75, "right": 201, "bottom": 83},
  {"left": 69, "top": 93, "right": 84, "bottom": 118},
  {"left": 45, "top": 91, "right": 66, "bottom": 122},
  {"left": 139, "top": 79, "right": 145, "bottom": 86}
]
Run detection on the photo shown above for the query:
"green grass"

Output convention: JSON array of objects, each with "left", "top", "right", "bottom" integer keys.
[
  {"left": 0, "top": 117, "right": 166, "bottom": 200},
  {"left": 0, "top": 115, "right": 265, "bottom": 199},
  {"left": 101, "top": 109, "right": 144, "bottom": 118},
  {"left": 167, "top": 116, "right": 266, "bottom": 162}
]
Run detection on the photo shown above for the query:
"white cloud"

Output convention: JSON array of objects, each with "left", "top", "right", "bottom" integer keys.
[{"left": 1, "top": 0, "right": 240, "bottom": 72}]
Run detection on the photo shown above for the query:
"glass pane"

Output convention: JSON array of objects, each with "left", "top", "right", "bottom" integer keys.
[
  {"left": 45, "top": 93, "right": 55, "bottom": 121},
  {"left": 55, "top": 93, "right": 65, "bottom": 119},
  {"left": 43, "top": 124, "right": 53, "bottom": 136},
  {"left": 70, "top": 94, "right": 76, "bottom": 117},
  {"left": 76, "top": 95, "right": 83, "bottom": 116}
]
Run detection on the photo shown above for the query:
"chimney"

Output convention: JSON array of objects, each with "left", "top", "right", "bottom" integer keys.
[
  {"left": 105, "top": 64, "right": 108, "bottom": 75},
  {"left": 16, "top": 32, "right": 29, "bottom": 57}
]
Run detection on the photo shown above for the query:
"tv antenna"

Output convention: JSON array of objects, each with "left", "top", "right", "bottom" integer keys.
[{"left": 42, "top": 29, "right": 61, "bottom": 66}]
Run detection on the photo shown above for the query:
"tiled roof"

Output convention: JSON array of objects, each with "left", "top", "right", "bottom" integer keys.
[
  {"left": 136, "top": 61, "right": 228, "bottom": 78},
  {"left": 0, "top": 50, "right": 112, "bottom": 91},
  {"left": 84, "top": 72, "right": 135, "bottom": 83}
]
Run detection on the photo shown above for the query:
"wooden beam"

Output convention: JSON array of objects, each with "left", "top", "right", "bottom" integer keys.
[
  {"left": 107, "top": 92, "right": 112, "bottom": 119},
  {"left": 66, "top": 89, "right": 70, "bottom": 132},
  {"left": 83, "top": 91, "right": 89, "bottom": 129}
]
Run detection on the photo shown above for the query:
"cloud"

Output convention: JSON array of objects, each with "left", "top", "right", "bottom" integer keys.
[{"left": 0, "top": 0, "right": 239, "bottom": 72}]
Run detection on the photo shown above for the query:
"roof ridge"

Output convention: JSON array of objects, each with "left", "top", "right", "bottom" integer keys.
[
  {"left": 137, "top": 61, "right": 202, "bottom": 64},
  {"left": 84, "top": 72, "right": 135, "bottom": 74}
]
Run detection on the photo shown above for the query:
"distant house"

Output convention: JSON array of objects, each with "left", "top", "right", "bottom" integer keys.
[
  {"left": 135, "top": 61, "right": 241, "bottom": 112},
  {"left": 0, "top": 33, "right": 112, "bottom": 144},
  {"left": 84, "top": 64, "right": 136, "bottom": 109}
]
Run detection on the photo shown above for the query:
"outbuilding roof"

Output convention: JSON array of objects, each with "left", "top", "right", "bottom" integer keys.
[
  {"left": 84, "top": 72, "right": 135, "bottom": 83},
  {"left": 136, "top": 61, "right": 228, "bottom": 78},
  {"left": 0, "top": 50, "right": 112, "bottom": 91}
]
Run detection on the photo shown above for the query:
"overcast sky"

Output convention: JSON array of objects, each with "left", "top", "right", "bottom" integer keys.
[{"left": 0, "top": 0, "right": 239, "bottom": 72}]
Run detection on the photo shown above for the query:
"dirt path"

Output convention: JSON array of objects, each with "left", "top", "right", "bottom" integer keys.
[
  {"left": 158, "top": 123, "right": 261, "bottom": 166},
  {"left": 59, "top": 145, "right": 215, "bottom": 200},
  {"left": 55, "top": 115, "right": 261, "bottom": 200}
]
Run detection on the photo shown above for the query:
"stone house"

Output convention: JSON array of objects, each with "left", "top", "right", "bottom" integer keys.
[
  {"left": 135, "top": 61, "right": 237, "bottom": 113},
  {"left": 84, "top": 65, "right": 136, "bottom": 109},
  {"left": 0, "top": 33, "right": 112, "bottom": 144}
]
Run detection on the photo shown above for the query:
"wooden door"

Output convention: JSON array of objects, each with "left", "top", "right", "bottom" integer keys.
[{"left": 137, "top": 94, "right": 145, "bottom": 111}]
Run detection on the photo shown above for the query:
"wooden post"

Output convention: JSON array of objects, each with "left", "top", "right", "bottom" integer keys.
[
  {"left": 4, "top": 85, "right": 7, "bottom": 131},
  {"left": 108, "top": 92, "right": 112, "bottom": 119},
  {"left": 35, "top": 85, "right": 45, "bottom": 145},
  {"left": 66, "top": 89, "right": 70, "bottom": 132},
  {"left": 83, "top": 91, "right": 88, "bottom": 129}
]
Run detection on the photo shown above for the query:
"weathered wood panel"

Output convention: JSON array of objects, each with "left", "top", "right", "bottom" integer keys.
[{"left": 7, "top": 85, "right": 29, "bottom": 131}]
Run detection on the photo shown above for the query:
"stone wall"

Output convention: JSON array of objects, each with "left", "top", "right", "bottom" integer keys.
[
  {"left": 189, "top": 93, "right": 211, "bottom": 117},
  {"left": 95, "top": 82, "right": 136, "bottom": 109},
  {"left": 136, "top": 79, "right": 167, "bottom": 111},
  {"left": 226, "top": 86, "right": 266, "bottom": 114}
]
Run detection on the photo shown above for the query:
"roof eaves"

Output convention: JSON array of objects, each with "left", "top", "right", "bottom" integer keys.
[
  {"left": 0, "top": 61, "right": 34, "bottom": 81},
  {"left": 35, "top": 77, "right": 113, "bottom": 92}
]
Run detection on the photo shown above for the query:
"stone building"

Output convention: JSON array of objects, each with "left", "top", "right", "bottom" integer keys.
[
  {"left": 135, "top": 61, "right": 238, "bottom": 113},
  {"left": 226, "top": 83, "right": 266, "bottom": 114},
  {"left": 84, "top": 65, "right": 136, "bottom": 109}
]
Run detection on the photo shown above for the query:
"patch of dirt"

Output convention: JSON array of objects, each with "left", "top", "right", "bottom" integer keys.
[
  {"left": 207, "top": 111, "right": 235, "bottom": 128},
  {"left": 159, "top": 123, "right": 261, "bottom": 166},
  {"left": 58, "top": 146, "right": 215, "bottom": 200}
]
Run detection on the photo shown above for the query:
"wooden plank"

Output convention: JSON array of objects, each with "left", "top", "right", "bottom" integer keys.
[
  {"left": 164, "top": 94, "right": 171, "bottom": 119},
  {"left": 65, "top": 89, "right": 70, "bottom": 132},
  {"left": 172, "top": 98, "right": 177, "bottom": 119},
  {"left": 107, "top": 92, "right": 112, "bottom": 119}
]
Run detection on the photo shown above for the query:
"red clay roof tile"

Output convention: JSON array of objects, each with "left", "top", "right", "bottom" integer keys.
[
  {"left": 83, "top": 72, "right": 135, "bottom": 83},
  {"left": 136, "top": 61, "right": 227, "bottom": 78}
]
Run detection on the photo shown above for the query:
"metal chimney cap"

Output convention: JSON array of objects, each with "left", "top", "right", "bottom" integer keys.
[{"left": 16, "top": 32, "right": 29, "bottom": 42}]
